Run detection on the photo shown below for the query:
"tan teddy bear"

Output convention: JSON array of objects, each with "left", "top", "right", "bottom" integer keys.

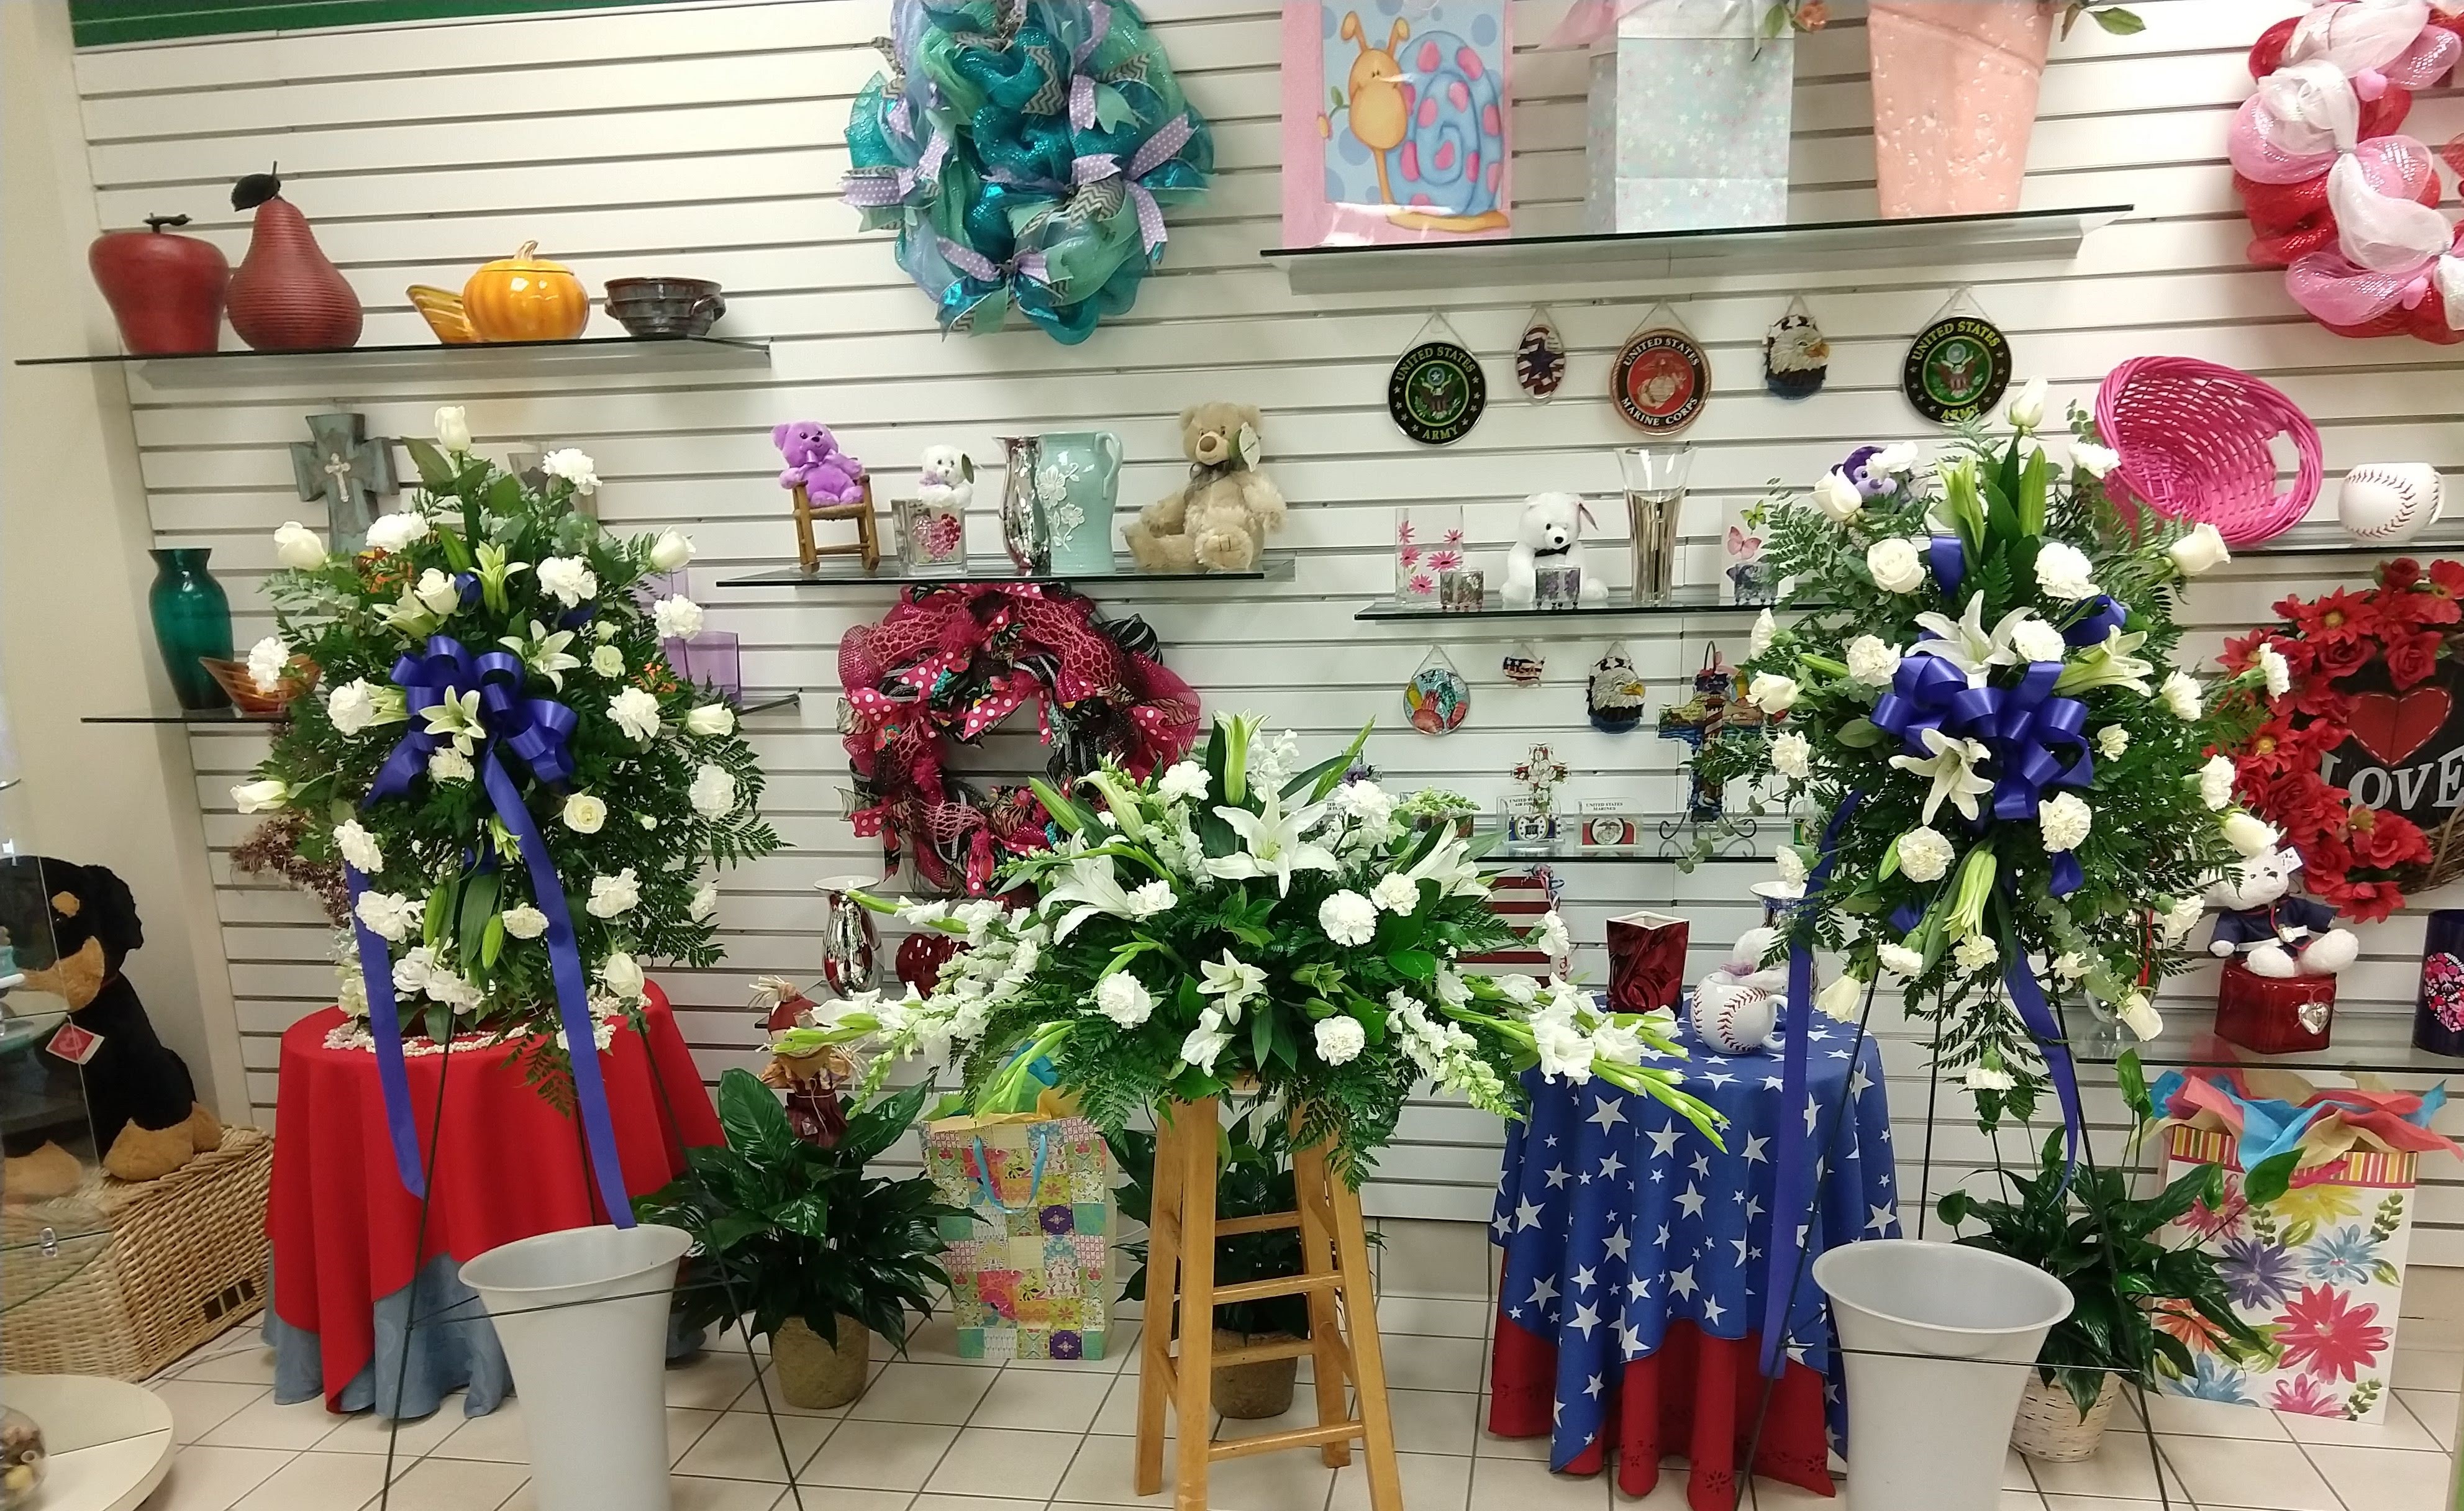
[{"left": 1122, "top": 402, "right": 1287, "bottom": 573}]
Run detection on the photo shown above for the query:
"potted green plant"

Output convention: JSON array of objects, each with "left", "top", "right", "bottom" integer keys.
[
  {"left": 637, "top": 1070, "right": 962, "bottom": 1410},
  {"left": 1937, "top": 1130, "right": 2270, "bottom": 1461},
  {"left": 1110, "top": 1103, "right": 1375, "bottom": 1419}
]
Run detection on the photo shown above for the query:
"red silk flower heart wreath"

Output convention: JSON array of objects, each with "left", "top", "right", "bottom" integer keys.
[{"left": 2222, "top": 558, "right": 2464, "bottom": 922}]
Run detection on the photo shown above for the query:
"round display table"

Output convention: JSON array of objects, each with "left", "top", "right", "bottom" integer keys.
[{"left": 2, "top": 1375, "right": 174, "bottom": 1511}]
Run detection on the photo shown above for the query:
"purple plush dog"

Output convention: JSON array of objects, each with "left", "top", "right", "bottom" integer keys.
[{"left": 774, "top": 420, "right": 866, "bottom": 504}]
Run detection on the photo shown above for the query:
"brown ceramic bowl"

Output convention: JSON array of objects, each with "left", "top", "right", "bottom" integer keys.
[
  {"left": 603, "top": 276, "right": 725, "bottom": 338},
  {"left": 202, "top": 656, "right": 321, "bottom": 717}
]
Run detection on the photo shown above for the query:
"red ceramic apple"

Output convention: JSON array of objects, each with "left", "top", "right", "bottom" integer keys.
[{"left": 88, "top": 214, "right": 229, "bottom": 355}]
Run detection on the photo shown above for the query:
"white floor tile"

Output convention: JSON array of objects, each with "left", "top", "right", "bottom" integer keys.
[
  {"left": 1375, "top": 1294, "right": 1490, "bottom": 1340},
  {"left": 2277, "top": 1395, "right": 2439, "bottom": 1451},
  {"left": 2143, "top": 1392, "right": 2289, "bottom": 1440},
  {"left": 1378, "top": 1387, "right": 1478, "bottom": 1457},
  {"left": 377, "top": 1456, "right": 528, "bottom": 1511},
  {"left": 921, "top": 1424, "right": 1083, "bottom": 1500},
  {"left": 1999, "top": 1492, "right": 2048, "bottom": 1511},
  {"left": 2399, "top": 1389, "right": 2459, "bottom": 1451},
  {"left": 1467, "top": 1454, "right": 1608, "bottom": 1509},
  {"left": 175, "top": 1345, "right": 283, "bottom": 1387},
  {"left": 665, "top": 1353, "right": 762, "bottom": 1411},
  {"left": 229, "top": 1448, "right": 387, "bottom": 1511},
  {"left": 2393, "top": 1346, "right": 2463, "bottom": 1392},
  {"left": 671, "top": 1408, "right": 836, "bottom": 1482},
  {"left": 743, "top": 1358, "right": 881, "bottom": 1418},
  {"left": 802, "top": 1419, "right": 960, "bottom": 1491},
  {"left": 912, "top": 1497, "right": 1053, "bottom": 1511},
  {"left": 1331, "top": 1448, "right": 1471, "bottom": 1511},
  {"left": 2157, "top": 1435, "right": 2340, "bottom": 1510},
  {"left": 2042, "top": 1497, "right": 2175, "bottom": 1511},
  {"left": 969, "top": 1368, "right": 1114, "bottom": 1432},
  {"left": 1378, "top": 1333, "right": 1486, "bottom": 1393},
  {"left": 433, "top": 1400, "right": 530, "bottom": 1463},
  {"left": 1473, "top": 1420, "right": 1555, "bottom": 1461},
  {"left": 1053, "top": 1429, "right": 1174, "bottom": 1506},
  {"left": 313, "top": 1399, "right": 469, "bottom": 1458},
  {"left": 661, "top": 1475, "right": 788, "bottom": 1511},
  {"left": 795, "top": 1492, "right": 921, "bottom": 1510},
  {"left": 1060, "top": 1430, "right": 1338, "bottom": 1509},
  {"left": 154, "top": 1381, "right": 271, "bottom": 1445},
  {"left": 194, "top": 1394, "right": 345, "bottom": 1452},
  {"left": 2025, "top": 1436, "right": 2188, "bottom": 1502},
  {"left": 2301, "top": 1442, "right": 2452, "bottom": 1509},
  {"left": 844, "top": 1361, "right": 998, "bottom": 1426},
  {"left": 146, "top": 1446, "right": 298, "bottom": 1511},
  {"left": 2004, "top": 1448, "right": 2032, "bottom": 1491},
  {"left": 1090, "top": 1373, "right": 1151, "bottom": 1436}
]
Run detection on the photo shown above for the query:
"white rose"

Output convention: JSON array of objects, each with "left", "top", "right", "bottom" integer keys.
[
  {"left": 365, "top": 510, "right": 431, "bottom": 553},
  {"left": 247, "top": 635, "right": 291, "bottom": 693},
  {"left": 328, "top": 679, "right": 380, "bottom": 737},
  {"left": 1314, "top": 1015, "right": 1367, "bottom": 1066},
  {"left": 2159, "top": 670, "right": 2203, "bottom": 720},
  {"left": 1747, "top": 673, "right": 1799, "bottom": 714},
  {"left": 2034, "top": 542, "right": 2100, "bottom": 601},
  {"left": 433, "top": 405, "right": 471, "bottom": 453},
  {"left": 2258, "top": 645, "right": 2291, "bottom": 698},
  {"left": 536, "top": 555, "right": 598, "bottom": 608},
  {"left": 2117, "top": 991, "right": 2163, "bottom": 1041},
  {"left": 2005, "top": 375, "right": 2047, "bottom": 432},
  {"left": 1846, "top": 635, "right": 1903, "bottom": 687},
  {"left": 2039, "top": 792, "right": 2092, "bottom": 853},
  {"left": 2011, "top": 618, "right": 2067, "bottom": 665},
  {"left": 1158, "top": 762, "right": 1210, "bottom": 804},
  {"left": 2166, "top": 523, "right": 2230, "bottom": 578},
  {"left": 1319, "top": 890, "right": 1378, "bottom": 947},
  {"left": 1964, "top": 1065, "right": 2016, "bottom": 1092},
  {"left": 2069, "top": 440, "right": 2121, "bottom": 478},
  {"left": 273, "top": 521, "right": 326, "bottom": 569},
  {"left": 1878, "top": 942, "right": 1925, "bottom": 978},
  {"left": 1811, "top": 468, "right": 1864, "bottom": 523},
  {"left": 1814, "top": 974, "right": 1862, "bottom": 1023},
  {"left": 600, "top": 950, "right": 646, "bottom": 1001},
  {"left": 2222, "top": 812, "right": 2280, "bottom": 858},
  {"left": 2160, "top": 895, "right": 2206, "bottom": 946},
  {"left": 1866, "top": 537, "right": 1927, "bottom": 594},
  {"left": 652, "top": 595, "right": 704, "bottom": 640},
  {"left": 333, "top": 820, "right": 384, "bottom": 874},
  {"left": 1371, "top": 874, "right": 1421, "bottom": 914},
  {"left": 684, "top": 704, "right": 735, "bottom": 737},
  {"left": 414, "top": 568, "right": 462, "bottom": 617},
  {"left": 1771, "top": 730, "right": 1811, "bottom": 779},
  {"left": 540, "top": 448, "right": 600, "bottom": 494},
  {"left": 586, "top": 868, "right": 640, "bottom": 920},
  {"left": 563, "top": 792, "right": 608, "bottom": 833},
  {"left": 590, "top": 644, "right": 625, "bottom": 678},
  {"left": 232, "top": 778, "right": 289, "bottom": 814},
  {"left": 2052, "top": 951, "right": 2091, "bottom": 982},
  {"left": 690, "top": 883, "right": 721, "bottom": 923},
  {"left": 1750, "top": 608, "right": 1778, "bottom": 660},
  {"left": 2199, "top": 755, "right": 2237, "bottom": 811},
  {"left": 689, "top": 763, "right": 739, "bottom": 820},
  {"left": 607, "top": 686, "right": 663, "bottom": 742},
  {"left": 1873, "top": 442, "right": 1920, "bottom": 475},
  {"left": 2096, "top": 725, "right": 2129, "bottom": 759},
  {"left": 502, "top": 905, "right": 549, "bottom": 940},
  {"left": 354, "top": 889, "right": 421, "bottom": 942},
  {"left": 1896, "top": 826, "right": 1955, "bottom": 884},
  {"left": 648, "top": 530, "right": 696, "bottom": 572}
]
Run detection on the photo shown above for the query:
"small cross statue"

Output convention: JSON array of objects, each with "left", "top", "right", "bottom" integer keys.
[
  {"left": 289, "top": 412, "right": 399, "bottom": 555},
  {"left": 1656, "top": 645, "right": 1764, "bottom": 821}
]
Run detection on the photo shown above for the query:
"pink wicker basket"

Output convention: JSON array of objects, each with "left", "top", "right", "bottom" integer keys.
[{"left": 2093, "top": 356, "right": 2322, "bottom": 545}]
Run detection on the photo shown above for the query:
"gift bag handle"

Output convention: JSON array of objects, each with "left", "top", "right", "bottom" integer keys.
[{"left": 973, "top": 1124, "right": 1053, "bottom": 1215}]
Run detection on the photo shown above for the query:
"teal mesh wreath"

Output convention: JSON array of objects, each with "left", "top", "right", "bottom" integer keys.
[{"left": 843, "top": 0, "right": 1212, "bottom": 344}]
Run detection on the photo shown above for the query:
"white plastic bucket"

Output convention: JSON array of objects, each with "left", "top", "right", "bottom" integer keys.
[
  {"left": 460, "top": 1223, "right": 693, "bottom": 1511},
  {"left": 1814, "top": 1238, "right": 2073, "bottom": 1510}
]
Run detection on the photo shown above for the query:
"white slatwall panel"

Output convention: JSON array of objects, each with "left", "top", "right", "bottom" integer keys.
[{"left": 71, "top": 0, "right": 2464, "bottom": 1258}]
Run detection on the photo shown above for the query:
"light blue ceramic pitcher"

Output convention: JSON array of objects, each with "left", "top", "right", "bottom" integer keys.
[{"left": 1030, "top": 430, "right": 1124, "bottom": 576}]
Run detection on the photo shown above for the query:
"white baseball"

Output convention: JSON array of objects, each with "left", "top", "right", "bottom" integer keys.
[
  {"left": 2338, "top": 463, "right": 2444, "bottom": 544},
  {"left": 1689, "top": 976, "right": 1779, "bottom": 1055}
]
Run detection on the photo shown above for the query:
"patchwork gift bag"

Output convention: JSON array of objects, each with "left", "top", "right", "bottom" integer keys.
[{"left": 924, "top": 1111, "right": 1115, "bottom": 1361}]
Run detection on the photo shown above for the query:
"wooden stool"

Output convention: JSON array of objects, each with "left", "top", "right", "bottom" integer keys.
[
  {"left": 1132, "top": 1097, "right": 1402, "bottom": 1511},
  {"left": 791, "top": 478, "right": 880, "bottom": 573}
]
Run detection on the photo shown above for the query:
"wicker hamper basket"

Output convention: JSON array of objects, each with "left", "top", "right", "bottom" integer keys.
[
  {"left": 2, "top": 1128, "right": 272, "bottom": 1379},
  {"left": 2010, "top": 1371, "right": 2122, "bottom": 1462}
]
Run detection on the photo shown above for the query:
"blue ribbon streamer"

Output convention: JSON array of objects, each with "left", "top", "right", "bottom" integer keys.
[
  {"left": 1927, "top": 533, "right": 1966, "bottom": 597},
  {"left": 347, "top": 634, "right": 634, "bottom": 1228}
]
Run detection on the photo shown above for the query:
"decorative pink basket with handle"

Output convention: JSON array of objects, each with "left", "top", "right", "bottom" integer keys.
[{"left": 2093, "top": 356, "right": 2322, "bottom": 546}]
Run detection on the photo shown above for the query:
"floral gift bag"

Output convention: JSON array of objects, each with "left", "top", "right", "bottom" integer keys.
[{"left": 924, "top": 1112, "right": 1115, "bottom": 1361}]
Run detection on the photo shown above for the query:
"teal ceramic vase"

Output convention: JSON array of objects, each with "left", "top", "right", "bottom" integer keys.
[
  {"left": 1033, "top": 431, "right": 1123, "bottom": 576},
  {"left": 148, "top": 548, "right": 232, "bottom": 710}
]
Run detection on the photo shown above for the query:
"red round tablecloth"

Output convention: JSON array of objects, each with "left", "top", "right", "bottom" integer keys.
[{"left": 268, "top": 986, "right": 721, "bottom": 1410}]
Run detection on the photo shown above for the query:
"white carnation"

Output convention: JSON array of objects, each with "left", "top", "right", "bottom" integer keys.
[
  {"left": 247, "top": 635, "right": 291, "bottom": 693},
  {"left": 2160, "top": 895, "right": 2206, "bottom": 946},
  {"left": 536, "top": 555, "right": 598, "bottom": 608},
  {"left": 608, "top": 686, "right": 663, "bottom": 742},
  {"left": 652, "top": 595, "right": 704, "bottom": 640},
  {"left": 1319, "top": 890, "right": 1378, "bottom": 947},
  {"left": 540, "top": 448, "right": 600, "bottom": 494},
  {"left": 355, "top": 889, "right": 421, "bottom": 943},
  {"left": 2069, "top": 440, "right": 2121, "bottom": 478},
  {"left": 1371, "top": 874, "right": 1421, "bottom": 914},
  {"left": 1313, "top": 1015, "right": 1366, "bottom": 1066},
  {"left": 328, "top": 679, "right": 381, "bottom": 737},
  {"left": 1952, "top": 934, "right": 2000, "bottom": 973},
  {"left": 1895, "top": 826, "right": 1955, "bottom": 884},
  {"left": 2159, "top": 671, "right": 2203, "bottom": 720},
  {"left": 1775, "top": 846, "right": 1808, "bottom": 886},
  {"left": 689, "top": 763, "right": 739, "bottom": 820},
  {"left": 1125, "top": 880, "right": 1177, "bottom": 918},
  {"left": 502, "top": 905, "right": 549, "bottom": 940},
  {"left": 2258, "top": 645, "right": 2291, "bottom": 697},
  {"left": 689, "top": 883, "right": 720, "bottom": 922},
  {"left": 2198, "top": 755, "right": 2237, "bottom": 811},
  {"left": 2011, "top": 617, "right": 2067, "bottom": 666},
  {"left": 1964, "top": 1065, "right": 2016, "bottom": 1092},
  {"left": 365, "top": 510, "right": 431, "bottom": 553},
  {"left": 1846, "top": 635, "right": 1902, "bottom": 687},
  {"left": 1771, "top": 730, "right": 1811, "bottom": 779},
  {"left": 1094, "top": 971, "right": 1156, "bottom": 1027},
  {"left": 333, "top": 820, "right": 384, "bottom": 874},
  {"left": 1327, "top": 779, "right": 1394, "bottom": 832},
  {"left": 586, "top": 868, "right": 640, "bottom": 920},
  {"left": 1157, "top": 762, "right": 1210, "bottom": 804},
  {"left": 428, "top": 747, "right": 475, "bottom": 784},
  {"left": 2039, "top": 792, "right": 2092, "bottom": 853},
  {"left": 1878, "top": 942, "right": 1925, "bottom": 978},
  {"left": 2096, "top": 725, "right": 2129, "bottom": 759},
  {"left": 2034, "top": 542, "right": 2100, "bottom": 601}
]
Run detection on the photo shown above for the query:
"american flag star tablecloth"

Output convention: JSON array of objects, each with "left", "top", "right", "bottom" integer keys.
[{"left": 1488, "top": 1017, "right": 1899, "bottom": 1509}]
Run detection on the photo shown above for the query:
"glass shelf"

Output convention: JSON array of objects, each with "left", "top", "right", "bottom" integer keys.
[
  {"left": 1360, "top": 585, "right": 1771, "bottom": 622},
  {"left": 1263, "top": 205, "right": 2132, "bottom": 296},
  {"left": 14, "top": 334, "right": 769, "bottom": 391},
  {"left": 2229, "top": 530, "right": 2464, "bottom": 563},
  {"left": 1473, "top": 821, "right": 1783, "bottom": 866},
  {"left": 714, "top": 555, "right": 1298, "bottom": 589},
  {"left": 2061, "top": 999, "right": 2460, "bottom": 1078},
  {"left": 83, "top": 688, "right": 804, "bottom": 727}
]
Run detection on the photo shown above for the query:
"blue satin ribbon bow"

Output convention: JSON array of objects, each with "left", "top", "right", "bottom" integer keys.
[{"left": 343, "top": 634, "right": 634, "bottom": 1228}]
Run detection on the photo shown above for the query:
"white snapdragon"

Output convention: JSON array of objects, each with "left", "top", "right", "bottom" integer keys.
[
  {"left": 1529, "top": 1007, "right": 1595, "bottom": 1085},
  {"left": 1533, "top": 910, "right": 1572, "bottom": 962},
  {"left": 1846, "top": 635, "right": 1902, "bottom": 687},
  {"left": 1895, "top": 825, "right": 1955, "bottom": 884},
  {"left": 1319, "top": 890, "right": 1378, "bottom": 947},
  {"left": 2039, "top": 792, "right": 2093, "bottom": 852},
  {"left": 586, "top": 868, "right": 640, "bottom": 919},
  {"left": 1313, "top": 1015, "right": 1366, "bottom": 1066}
]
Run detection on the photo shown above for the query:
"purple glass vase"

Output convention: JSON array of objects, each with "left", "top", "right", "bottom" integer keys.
[{"left": 662, "top": 630, "right": 742, "bottom": 702}]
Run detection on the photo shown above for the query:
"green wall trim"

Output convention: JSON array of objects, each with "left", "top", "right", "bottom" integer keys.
[{"left": 70, "top": 0, "right": 650, "bottom": 49}]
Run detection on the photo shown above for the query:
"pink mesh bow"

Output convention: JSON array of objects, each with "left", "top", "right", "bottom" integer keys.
[
  {"left": 2286, "top": 148, "right": 2464, "bottom": 333},
  {"left": 2281, "top": 0, "right": 2462, "bottom": 88}
]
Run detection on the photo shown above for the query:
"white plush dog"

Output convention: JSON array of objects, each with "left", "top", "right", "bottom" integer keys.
[
  {"left": 1502, "top": 491, "right": 1609, "bottom": 608},
  {"left": 917, "top": 445, "right": 975, "bottom": 510}
]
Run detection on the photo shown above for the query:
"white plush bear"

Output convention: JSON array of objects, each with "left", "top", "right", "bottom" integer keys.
[
  {"left": 2204, "top": 846, "right": 2360, "bottom": 979},
  {"left": 1689, "top": 925, "right": 1786, "bottom": 1053},
  {"left": 1501, "top": 491, "right": 1610, "bottom": 608},
  {"left": 917, "top": 445, "right": 974, "bottom": 511}
]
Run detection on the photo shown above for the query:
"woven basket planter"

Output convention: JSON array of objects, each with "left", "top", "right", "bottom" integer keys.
[
  {"left": 2011, "top": 1371, "right": 2122, "bottom": 1462},
  {"left": 773, "top": 1315, "right": 871, "bottom": 1411},
  {"left": 2, "top": 1129, "right": 271, "bottom": 1380},
  {"left": 1211, "top": 1328, "right": 1299, "bottom": 1420}
]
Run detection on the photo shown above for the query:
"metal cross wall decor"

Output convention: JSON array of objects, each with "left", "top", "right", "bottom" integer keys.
[{"left": 289, "top": 412, "right": 399, "bottom": 556}]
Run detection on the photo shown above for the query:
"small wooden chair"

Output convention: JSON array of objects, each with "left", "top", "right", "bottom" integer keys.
[
  {"left": 791, "top": 478, "right": 880, "bottom": 573},
  {"left": 1133, "top": 1097, "right": 1402, "bottom": 1511}
]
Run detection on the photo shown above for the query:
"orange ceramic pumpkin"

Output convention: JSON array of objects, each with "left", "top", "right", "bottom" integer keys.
[{"left": 461, "top": 240, "right": 589, "bottom": 342}]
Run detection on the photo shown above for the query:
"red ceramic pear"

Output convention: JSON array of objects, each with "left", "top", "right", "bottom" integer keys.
[
  {"left": 224, "top": 168, "right": 363, "bottom": 351},
  {"left": 89, "top": 214, "right": 229, "bottom": 354}
]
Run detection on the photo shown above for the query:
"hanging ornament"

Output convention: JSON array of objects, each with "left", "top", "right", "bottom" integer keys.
[
  {"left": 1515, "top": 306, "right": 1568, "bottom": 403},
  {"left": 1902, "top": 288, "right": 2012, "bottom": 425},
  {"left": 1389, "top": 312, "right": 1486, "bottom": 446},
  {"left": 1587, "top": 643, "right": 1648, "bottom": 733},
  {"left": 1762, "top": 295, "right": 1829, "bottom": 399},
  {"left": 1502, "top": 642, "right": 1547, "bottom": 687},
  {"left": 1611, "top": 302, "right": 1709, "bottom": 435},
  {"left": 1405, "top": 645, "right": 1471, "bottom": 735}
]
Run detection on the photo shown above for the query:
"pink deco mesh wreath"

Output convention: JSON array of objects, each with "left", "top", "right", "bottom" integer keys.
[{"left": 2093, "top": 355, "right": 2323, "bottom": 547}]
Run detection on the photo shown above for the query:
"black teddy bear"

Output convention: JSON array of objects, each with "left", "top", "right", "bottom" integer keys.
[{"left": 2, "top": 859, "right": 219, "bottom": 1197}]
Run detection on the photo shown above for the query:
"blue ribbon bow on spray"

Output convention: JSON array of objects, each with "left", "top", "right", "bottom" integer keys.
[
  {"left": 1759, "top": 539, "right": 2111, "bottom": 1379},
  {"left": 343, "top": 633, "right": 636, "bottom": 1228}
]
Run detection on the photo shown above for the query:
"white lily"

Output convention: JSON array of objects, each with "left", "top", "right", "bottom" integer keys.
[
  {"left": 1196, "top": 949, "right": 1266, "bottom": 1023},
  {"left": 1395, "top": 830, "right": 1484, "bottom": 898},
  {"left": 1040, "top": 853, "right": 1152, "bottom": 942},
  {"left": 498, "top": 620, "right": 581, "bottom": 691},
  {"left": 2052, "top": 626, "right": 2155, "bottom": 697},
  {"left": 1909, "top": 592, "right": 2038, "bottom": 688},
  {"left": 420, "top": 688, "right": 485, "bottom": 757},
  {"left": 1889, "top": 727, "right": 1998, "bottom": 825},
  {"left": 1204, "top": 789, "right": 1339, "bottom": 895}
]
